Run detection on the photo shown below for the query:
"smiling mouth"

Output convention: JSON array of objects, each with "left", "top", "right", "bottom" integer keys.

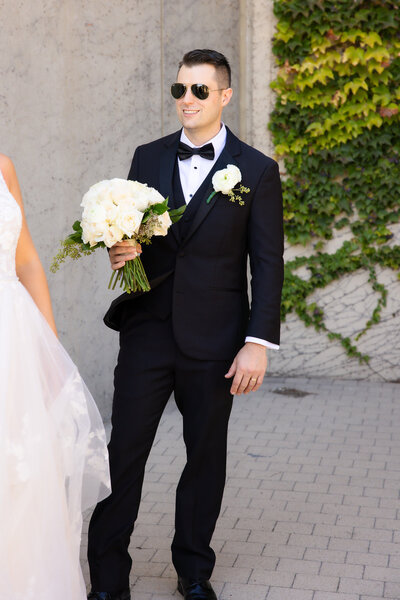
[{"left": 183, "top": 109, "right": 200, "bottom": 114}]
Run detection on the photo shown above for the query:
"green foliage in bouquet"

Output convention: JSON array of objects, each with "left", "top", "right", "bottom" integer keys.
[
  {"left": 271, "top": 0, "right": 400, "bottom": 364},
  {"left": 50, "top": 221, "right": 101, "bottom": 273}
]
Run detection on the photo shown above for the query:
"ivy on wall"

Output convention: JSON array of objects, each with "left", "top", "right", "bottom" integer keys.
[{"left": 270, "top": 0, "right": 400, "bottom": 363}]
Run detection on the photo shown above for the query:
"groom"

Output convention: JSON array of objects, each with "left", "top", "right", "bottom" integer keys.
[{"left": 87, "top": 49, "right": 284, "bottom": 600}]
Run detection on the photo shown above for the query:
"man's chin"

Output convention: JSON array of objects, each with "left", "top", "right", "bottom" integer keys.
[
  {"left": 181, "top": 121, "right": 200, "bottom": 134},
  {"left": 181, "top": 116, "right": 201, "bottom": 129}
]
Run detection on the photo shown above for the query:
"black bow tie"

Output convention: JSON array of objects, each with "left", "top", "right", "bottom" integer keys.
[{"left": 177, "top": 141, "right": 215, "bottom": 161}]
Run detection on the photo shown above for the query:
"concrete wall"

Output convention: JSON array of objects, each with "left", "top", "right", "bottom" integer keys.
[
  {"left": 0, "top": 0, "right": 241, "bottom": 418},
  {"left": 0, "top": 0, "right": 398, "bottom": 420}
]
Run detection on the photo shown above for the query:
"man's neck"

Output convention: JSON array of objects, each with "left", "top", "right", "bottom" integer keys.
[{"left": 183, "top": 123, "right": 222, "bottom": 147}]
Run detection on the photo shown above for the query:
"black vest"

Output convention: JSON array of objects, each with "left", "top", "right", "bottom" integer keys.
[{"left": 171, "top": 159, "right": 214, "bottom": 242}]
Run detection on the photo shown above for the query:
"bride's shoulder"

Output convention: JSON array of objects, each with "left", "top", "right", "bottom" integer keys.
[
  {"left": 0, "top": 153, "right": 13, "bottom": 169},
  {"left": 0, "top": 154, "right": 17, "bottom": 187},
  {"left": 0, "top": 153, "right": 15, "bottom": 179}
]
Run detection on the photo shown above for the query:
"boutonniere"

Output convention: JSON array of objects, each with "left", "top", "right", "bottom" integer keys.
[{"left": 206, "top": 164, "right": 250, "bottom": 205}]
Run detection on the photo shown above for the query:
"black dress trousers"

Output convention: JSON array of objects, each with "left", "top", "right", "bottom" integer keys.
[{"left": 87, "top": 307, "right": 234, "bottom": 592}]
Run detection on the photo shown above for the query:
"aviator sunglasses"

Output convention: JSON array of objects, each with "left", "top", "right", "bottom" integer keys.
[{"left": 171, "top": 82, "right": 226, "bottom": 100}]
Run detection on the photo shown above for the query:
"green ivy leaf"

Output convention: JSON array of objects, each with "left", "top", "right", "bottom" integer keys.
[{"left": 271, "top": 0, "right": 400, "bottom": 362}]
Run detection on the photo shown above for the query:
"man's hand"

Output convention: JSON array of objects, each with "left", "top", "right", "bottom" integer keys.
[
  {"left": 225, "top": 342, "right": 267, "bottom": 395},
  {"left": 109, "top": 240, "right": 142, "bottom": 270}
]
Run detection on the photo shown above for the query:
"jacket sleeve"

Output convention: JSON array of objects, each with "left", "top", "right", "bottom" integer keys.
[{"left": 246, "top": 159, "right": 284, "bottom": 345}]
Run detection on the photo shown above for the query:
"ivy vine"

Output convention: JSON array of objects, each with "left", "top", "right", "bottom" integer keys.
[{"left": 270, "top": 0, "right": 400, "bottom": 365}]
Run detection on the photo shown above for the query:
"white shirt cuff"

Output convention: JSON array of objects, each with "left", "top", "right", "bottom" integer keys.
[{"left": 245, "top": 336, "right": 279, "bottom": 350}]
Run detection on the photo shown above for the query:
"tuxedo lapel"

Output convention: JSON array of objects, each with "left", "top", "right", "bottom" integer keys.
[
  {"left": 159, "top": 131, "right": 181, "bottom": 244},
  {"left": 181, "top": 128, "right": 242, "bottom": 247}
]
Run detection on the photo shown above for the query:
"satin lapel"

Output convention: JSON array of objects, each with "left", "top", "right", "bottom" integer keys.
[
  {"left": 181, "top": 131, "right": 241, "bottom": 247},
  {"left": 159, "top": 132, "right": 180, "bottom": 244}
]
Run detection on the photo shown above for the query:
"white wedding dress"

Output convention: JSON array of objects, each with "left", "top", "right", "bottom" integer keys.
[{"left": 0, "top": 169, "right": 111, "bottom": 599}]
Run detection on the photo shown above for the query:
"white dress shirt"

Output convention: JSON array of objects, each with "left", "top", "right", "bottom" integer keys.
[
  {"left": 178, "top": 124, "right": 227, "bottom": 204},
  {"left": 178, "top": 124, "right": 279, "bottom": 351}
]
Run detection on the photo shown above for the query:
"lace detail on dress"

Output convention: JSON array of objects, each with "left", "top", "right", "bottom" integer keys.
[{"left": 0, "top": 169, "right": 22, "bottom": 279}]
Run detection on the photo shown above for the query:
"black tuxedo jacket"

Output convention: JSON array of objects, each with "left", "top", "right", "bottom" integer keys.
[{"left": 104, "top": 127, "right": 284, "bottom": 361}]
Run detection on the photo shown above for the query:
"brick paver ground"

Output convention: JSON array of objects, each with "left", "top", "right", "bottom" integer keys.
[{"left": 81, "top": 375, "right": 400, "bottom": 600}]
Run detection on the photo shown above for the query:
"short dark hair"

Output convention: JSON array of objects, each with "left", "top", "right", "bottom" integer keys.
[{"left": 179, "top": 49, "right": 231, "bottom": 88}]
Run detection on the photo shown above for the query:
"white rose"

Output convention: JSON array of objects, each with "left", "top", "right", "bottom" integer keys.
[
  {"left": 117, "top": 192, "right": 149, "bottom": 213},
  {"left": 81, "top": 221, "right": 106, "bottom": 247},
  {"left": 152, "top": 211, "right": 172, "bottom": 236},
  {"left": 109, "top": 179, "right": 132, "bottom": 204},
  {"left": 110, "top": 179, "right": 149, "bottom": 212},
  {"left": 147, "top": 186, "right": 166, "bottom": 206},
  {"left": 127, "top": 180, "right": 150, "bottom": 196},
  {"left": 103, "top": 224, "right": 124, "bottom": 248},
  {"left": 212, "top": 164, "right": 242, "bottom": 194},
  {"left": 82, "top": 201, "right": 107, "bottom": 225},
  {"left": 103, "top": 198, "right": 119, "bottom": 223},
  {"left": 81, "top": 180, "right": 111, "bottom": 208},
  {"left": 115, "top": 207, "right": 143, "bottom": 237}
]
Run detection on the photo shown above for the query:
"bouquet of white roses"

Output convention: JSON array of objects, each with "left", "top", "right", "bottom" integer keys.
[{"left": 51, "top": 178, "right": 184, "bottom": 293}]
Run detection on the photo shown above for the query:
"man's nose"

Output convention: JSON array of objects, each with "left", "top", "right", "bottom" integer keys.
[{"left": 181, "top": 86, "right": 195, "bottom": 102}]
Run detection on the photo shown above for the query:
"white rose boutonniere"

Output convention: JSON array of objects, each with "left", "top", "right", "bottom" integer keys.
[{"left": 206, "top": 164, "right": 250, "bottom": 205}]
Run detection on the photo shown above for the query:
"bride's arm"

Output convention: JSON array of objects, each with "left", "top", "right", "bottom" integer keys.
[{"left": 0, "top": 155, "right": 57, "bottom": 336}]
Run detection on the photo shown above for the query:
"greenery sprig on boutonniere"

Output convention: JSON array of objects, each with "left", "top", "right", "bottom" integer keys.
[{"left": 206, "top": 164, "right": 250, "bottom": 205}]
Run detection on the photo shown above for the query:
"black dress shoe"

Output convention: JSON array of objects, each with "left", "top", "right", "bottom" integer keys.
[
  {"left": 177, "top": 577, "right": 217, "bottom": 600},
  {"left": 88, "top": 591, "right": 130, "bottom": 600}
]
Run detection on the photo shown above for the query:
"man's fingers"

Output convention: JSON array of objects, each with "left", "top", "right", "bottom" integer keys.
[
  {"left": 231, "top": 372, "right": 256, "bottom": 395},
  {"left": 112, "top": 249, "right": 139, "bottom": 260},
  {"left": 233, "top": 373, "right": 264, "bottom": 395},
  {"left": 111, "top": 260, "right": 127, "bottom": 270},
  {"left": 253, "top": 378, "right": 263, "bottom": 392},
  {"left": 243, "top": 376, "right": 260, "bottom": 394},
  {"left": 225, "top": 359, "right": 237, "bottom": 379},
  {"left": 109, "top": 242, "right": 142, "bottom": 269},
  {"left": 110, "top": 241, "right": 142, "bottom": 256},
  {"left": 229, "top": 371, "right": 244, "bottom": 395},
  {"left": 112, "top": 240, "right": 142, "bottom": 251},
  {"left": 111, "top": 251, "right": 137, "bottom": 264}
]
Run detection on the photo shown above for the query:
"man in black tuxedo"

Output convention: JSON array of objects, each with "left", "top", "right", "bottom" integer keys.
[{"left": 88, "top": 49, "right": 284, "bottom": 600}]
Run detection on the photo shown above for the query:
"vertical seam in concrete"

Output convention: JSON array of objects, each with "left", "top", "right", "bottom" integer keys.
[
  {"left": 160, "top": 0, "right": 164, "bottom": 137},
  {"left": 239, "top": 0, "right": 248, "bottom": 142}
]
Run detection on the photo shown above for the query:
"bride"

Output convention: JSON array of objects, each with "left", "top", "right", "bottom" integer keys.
[{"left": 0, "top": 153, "right": 111, "bottom": 599}]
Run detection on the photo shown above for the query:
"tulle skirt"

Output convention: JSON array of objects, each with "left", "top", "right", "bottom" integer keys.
[{"left": 0, "top": 277, "right": 111, "bottom": 600}]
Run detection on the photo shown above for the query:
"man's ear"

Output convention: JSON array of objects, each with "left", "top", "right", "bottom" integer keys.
[{"left": 222, "top": 88, "right": 233, "bottom": 106}]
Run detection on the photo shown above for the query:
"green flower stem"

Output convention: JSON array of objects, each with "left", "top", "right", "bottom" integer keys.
[
  {"left": 108, "top": 256, "right": 150, "bottom": 294},
  {"left": 206, "top": 191, "right": 217, "bottom": 205},
  {"left": 108, "top": 269, "right": 117, "bottom": 290}
]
